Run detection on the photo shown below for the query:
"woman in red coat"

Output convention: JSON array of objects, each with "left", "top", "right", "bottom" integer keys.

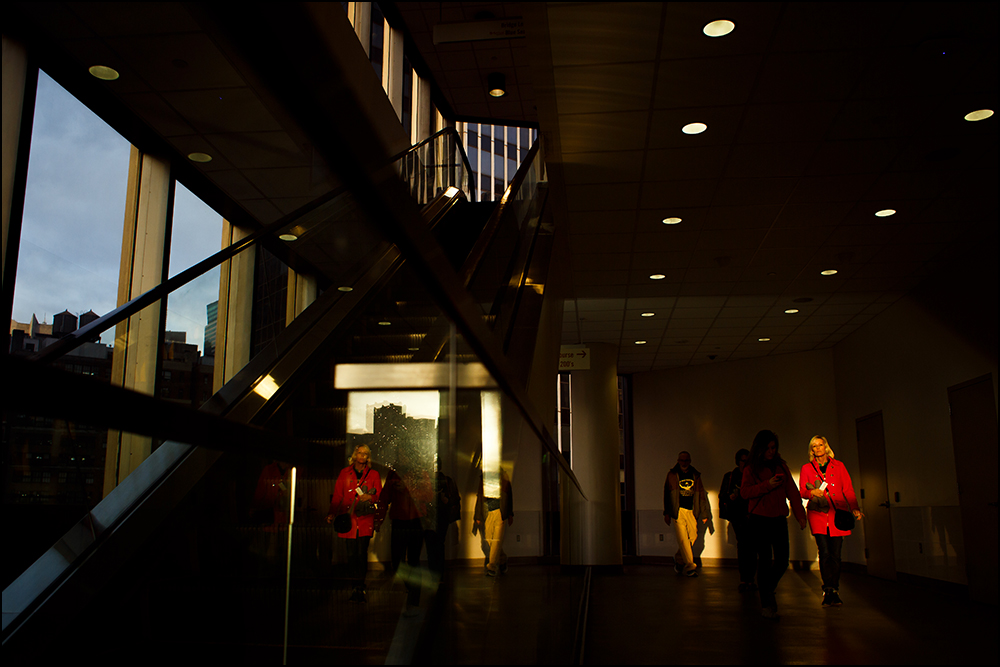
[
  {"left": 799, "top": 436, "right": 862, "bottom": 608},
  {"left": 327, "top": 444, "right": 382, "bottom": 602}
]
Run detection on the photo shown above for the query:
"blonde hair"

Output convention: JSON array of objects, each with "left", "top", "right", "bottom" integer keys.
[
  {"left": 349, "top": 444, "right": 372, "bottom": 465},
  {"left": 808, "top": 436, "right": 835, "bottom": 462}
]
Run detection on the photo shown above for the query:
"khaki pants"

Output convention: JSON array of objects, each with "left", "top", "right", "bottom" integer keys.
[
  {"left": 485, "top": 508, "right": 508, "bottom": 572},
  {"left": 673, "top": 507, "right": 697, "bottom": 573}
]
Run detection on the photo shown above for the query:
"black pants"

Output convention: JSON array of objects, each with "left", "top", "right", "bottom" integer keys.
[
  {"left": 814, "top": 533, "right": 844, "bottom": 591},
  {"left": 391, "top": 518, "right": 424, "bottom": 605},
  {"left": 730, "top": 515, "right": 756, "bottom": 584},
  {"left": 344, "top": 536, "right": 372, "bottom": 591},
  {"left": 749, "top": 515, "right": 789, "bottom": 607}
]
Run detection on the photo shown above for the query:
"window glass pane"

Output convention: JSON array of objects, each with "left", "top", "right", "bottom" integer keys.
[
  {"left": 163, "top": 183, "right": 224, "bottom": 408},
  {"left": 11, "top": 72, "right": 130, "bottom": 347},
  {"left": 5, "top": 71, "right": 130, "bottom": 588},
  {"left": 370, "top": 4, "right": 385, "bottom": 82}
]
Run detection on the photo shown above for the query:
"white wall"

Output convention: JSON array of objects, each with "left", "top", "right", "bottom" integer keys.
[
  {"left": 833, "top": 294, "right": 997, "bottom": 584},
  {"left": 633, "top": 349, "right": 839, "bottom": 565},
  {"left": 630, "top": 286, "right": 996, "bottom": 585}
]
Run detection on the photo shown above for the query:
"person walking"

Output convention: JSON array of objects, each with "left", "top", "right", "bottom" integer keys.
[
  {"left": 741, "top": 430, "right": 807, "bottom": 618},
  {"left": 720, "top": 448, "right": 754, "bottom": 591},
  {"left": 799, "top": 435, "right": 862, "bottom": 607},
  {"left": 327, "top": 445, "right": 382, "bottom": 602},
  {"left": 664, "top": 451, "right": 712, "bottom": 577}
]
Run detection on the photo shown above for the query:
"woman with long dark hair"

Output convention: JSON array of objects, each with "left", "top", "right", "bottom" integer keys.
[
  {"left": 741, "top": 430, "right": 807, "bottom": 618},
  {"left": 799, "top": 435, "right": 862, "bottom": 607}
]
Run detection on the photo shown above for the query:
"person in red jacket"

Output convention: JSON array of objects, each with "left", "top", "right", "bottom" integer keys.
[
  {"left": 799, "top": 435, "right": 862, "bottom": 608},
  {"left": 741, "top": 429, "right": 807, "bottom": 619},
  {"left": 327, "top": 445, "right": 382, "bottom": 602}
]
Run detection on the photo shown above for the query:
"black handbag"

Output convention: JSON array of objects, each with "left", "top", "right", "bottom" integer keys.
[{"left": 834, "top": 505, "right": 855, "bottom": 531}]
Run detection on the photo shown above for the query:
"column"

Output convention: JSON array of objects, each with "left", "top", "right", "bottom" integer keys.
[{"left": 560, "top": 342, "right": 622, "bottom": 568}]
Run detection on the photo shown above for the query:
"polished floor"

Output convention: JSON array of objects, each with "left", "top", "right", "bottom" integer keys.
[{"left": 416, "top": 564, "right": 997, "bottom": 665}]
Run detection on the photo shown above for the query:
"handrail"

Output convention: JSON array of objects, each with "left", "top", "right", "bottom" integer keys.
[
  {"left": 30, "top": 127, "right": 472, "bottom": 366},
  {"left": 459, "top": 139, "right": 540, "bottom": 286},
  {"left": 410, "top": 138, "right": 542, "bottom": 364},
  {"left": 391, "top": 126, "right": 476, "bottom": 199}
]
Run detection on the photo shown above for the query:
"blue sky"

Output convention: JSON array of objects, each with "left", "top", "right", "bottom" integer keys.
[{"left": 13, "top": 72, "right": 223, "bottom": 352}]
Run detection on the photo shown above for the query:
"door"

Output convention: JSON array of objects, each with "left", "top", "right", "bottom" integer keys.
[
  {"left": 856, "top": 411, "right": 896, "bottom": 580},
  {"left": 948, "top": 375, "right": 998, "bottom": 604}
]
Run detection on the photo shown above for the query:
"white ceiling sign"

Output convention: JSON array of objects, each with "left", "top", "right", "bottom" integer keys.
[{"left": 560, "top": 346, "right": 590, "bottom": 370}]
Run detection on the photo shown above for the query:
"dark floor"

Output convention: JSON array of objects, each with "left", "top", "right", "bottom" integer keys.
[{"left": 415, "top": 564, "right": 998, "bottom": 665}]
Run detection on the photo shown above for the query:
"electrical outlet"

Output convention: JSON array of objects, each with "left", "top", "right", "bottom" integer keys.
[
  {"left": 659, "top": 534, "right": 664, "bottom": 541},
  {"left": 516, "top": 534, "right": 520, "bottom": 542}
]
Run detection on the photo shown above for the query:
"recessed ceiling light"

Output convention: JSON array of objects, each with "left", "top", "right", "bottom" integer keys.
[
  {"left": 641, "top": 312, "right": 655, "bottom": 317},
  {"left": 378, "top": 321, "right": 392, "bottom": 326},
  {"left": 488, "top": 72, "right": 506, "bottom": 97},
  {"left": 278, "top": 233, "right": 298, "bottom": 242},
  {"left": 337, "top": 286, "right": 354, "bottom": 292},
  {"left": 964, "top": 109, "right": 994, "bottom": 122},
  {"left": 758, "top": 337, "right": 771, "bottom": 342},
  {"left": 703, "top": 19, "right": 735, "bottom": 37},
  {"left": 88, "top": 65, "right": 120, "bottom": 81},
  {"left": 820, "top": 269, "right": 838, "bottom": 276},
  {"left": 682, "top": 122, "right": 707, "bottom": 135},
  {"left": 187, "top": 152, "right": 212, "bottom": 163},
  {"left": 784, "top": 308, "right": 799, "bottom": 314},
  {"left": 649, "top": 274, "right": 666, "bottom": 280},
  {"left": 408, "top": 347, "right": 420, "bottom": 351},
  {"left": 875, "top": 209, "right": 896, "bottom": 217},
  {"left": 635, "top": 340, "right": 647, "bottom": 345},
  {"left": 662, "top": 217, "right": 682, "bottom": 225}
]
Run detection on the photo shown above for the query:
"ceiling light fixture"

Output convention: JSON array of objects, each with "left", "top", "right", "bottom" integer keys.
[
  {"left": 703, "top": 20, "right": 735, "bottom": 37},
  {"left": 338, "top": 286, "right": 354, "bottom": 292},
  {"left": 641, "top": 312, "right": 655, "bottom": 317},
  {"left": 784, "top": 308, "right": 799, "bottom": 314},
  {"left": 649, "top": 274, "right": 666, "bottom": 280},
  {"left": 635, "top": 340, "right": 647, "bottom": 345},
  {"left": 820, "top": 269, "right": 838, "bottom": 276},
  {"left": 964, "top": 109, "right": 994, "bottom": 121},
  {"left": 278, "top": 233, "right": 298, "bottom": 242},
  {"left": 758, "top": 337, "right": 771, "bottom": 342},
  {"left": 88, "top": 65, "right": 120, "bottom": 81},
  {"left": 875, "top": 209, "right": 896, "bottom": 217},
  {"left": 378, "top": 321, "right": 392, "bottom": 326},
  {"left": 662, "top": 217, "right": 682, "bottom": 225},
  {"left": 487, "top": 72, "right": 507, "bottom": 98},
  {"left": 682, "top": 122, "right": 707, "bottom": 135},
  {"left": 187, "top": 152, "right": 212, "bottom": 163}
]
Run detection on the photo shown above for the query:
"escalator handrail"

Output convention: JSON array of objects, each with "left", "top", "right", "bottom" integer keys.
[{"left": 29, "top": 127, "right": 472, "bottom": 367}]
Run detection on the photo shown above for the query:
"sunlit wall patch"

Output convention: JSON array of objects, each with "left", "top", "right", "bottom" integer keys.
[{"left": 253, "top": 375, "right": 280, "bottom": 400}]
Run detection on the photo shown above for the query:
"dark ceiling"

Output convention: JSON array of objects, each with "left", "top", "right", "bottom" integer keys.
[{"left": 11, "top": 2, "right": 999, "bottom": 374}]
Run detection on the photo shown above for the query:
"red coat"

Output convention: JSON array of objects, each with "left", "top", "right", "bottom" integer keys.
[
  {"left": 799, "top": 458, "right": 859, "bottom": 537},
  {"left": 741, "top": 461, "right": 807, "bottom": 526},
  {"left": 329, "top": 465, "right": 382, "bottom": 538}
]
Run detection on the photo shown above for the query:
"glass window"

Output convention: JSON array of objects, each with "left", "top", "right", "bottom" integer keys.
[
  {"left": 11, "top": 71, "right": 130, "bottom": 348},
  {"left": 402, "top": 57, "right": 413, "bottom": 140},
  {"left": 370, "top": 3, "right": 385, "bottom": 82}
]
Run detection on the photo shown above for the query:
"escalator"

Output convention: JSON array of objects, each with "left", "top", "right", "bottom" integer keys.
[{"left": 3, "top": 124, "right": 569, "bottom": 663}]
